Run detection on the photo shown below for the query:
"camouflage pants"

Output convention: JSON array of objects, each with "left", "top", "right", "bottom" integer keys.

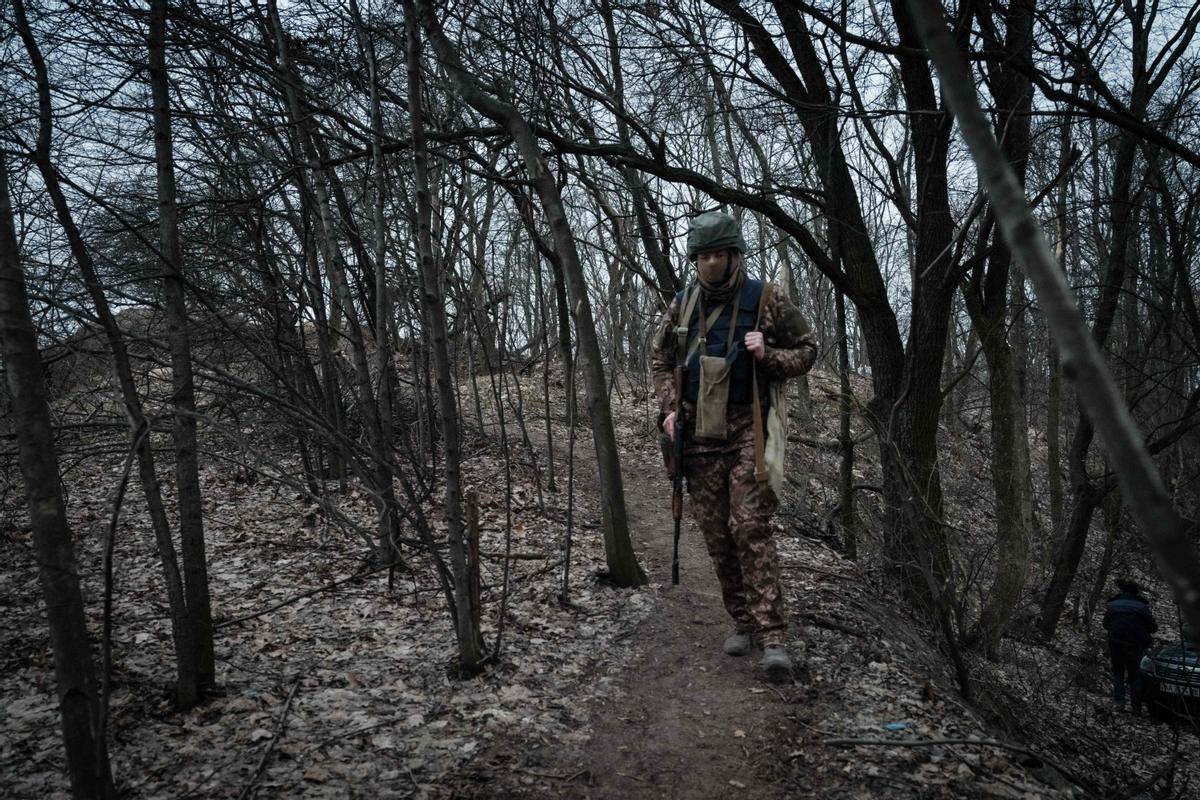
[{"left": 684, "top": 444, "right": 787, "bottom": 646}]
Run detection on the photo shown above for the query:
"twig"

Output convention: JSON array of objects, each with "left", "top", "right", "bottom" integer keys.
[
  {"left": 907, "top": 0, "right": 1200, "bottom": 646},
  {"left": 798, "top": 611, "right": 869, "bottom": 638},
  {"left": 174, "top": 763, "right": 224, "bottom": 799},
  {"left": 821, "top": 737, "right": 1089, "bottom": 794},
  {"left": 784, "top": 563, "right": 856, "bottom": 581},
  {"left": 480, "top": 550, "right": 548, "bottom": 560},
  {"left": 788, "top": 430, "right": 876, "bottom": 451},
  {"left": 99, "top": 421, "right": 148, "bottom": 773},
  {"left": 513, "top": 768, "right": 577, "bottom": 780},
  {"left": 303, "top": 719, "right": 396, "bottom": 756},
  {"left": 238, "top": 677, "right": 301, "bottom": 800},
  {"left": 214, "top": 562, "right": 397, "bottom": 630},
  {"left": 1112, "top": 752, "right": 1178, "bottom": 800}
]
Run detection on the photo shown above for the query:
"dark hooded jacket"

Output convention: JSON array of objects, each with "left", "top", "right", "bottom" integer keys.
[{"left": 1103, "top": 591, "right": 1157, "bottom": 648}]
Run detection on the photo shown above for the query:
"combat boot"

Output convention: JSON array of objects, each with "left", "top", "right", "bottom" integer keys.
[
  {"left": 762, "top": 645, "right": 792, "bottom": 683},
  {"left": 723, "top": 630, "right": 751, "bottom": 656}
]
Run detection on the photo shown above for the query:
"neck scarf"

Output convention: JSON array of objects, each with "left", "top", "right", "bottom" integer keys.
[{"left": 697, "top": 258, "right": 744, "bottom": 303}]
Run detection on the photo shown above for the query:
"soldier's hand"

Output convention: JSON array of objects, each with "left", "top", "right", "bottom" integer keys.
[
  {"left": 744, "top": 331, "right": 765, "bottom": 361},
  {"left": 663, "top": 411, "right": 677, "bottom": 441}
]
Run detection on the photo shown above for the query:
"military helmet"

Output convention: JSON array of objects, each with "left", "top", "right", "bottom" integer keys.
[{"left": 686, "top": 211, "right": 747, "bottom": 259}]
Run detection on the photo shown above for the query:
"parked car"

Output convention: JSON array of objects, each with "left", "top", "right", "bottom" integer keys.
[{"left": 1141, "top": 640, "right": 1200, "bottom": 724}]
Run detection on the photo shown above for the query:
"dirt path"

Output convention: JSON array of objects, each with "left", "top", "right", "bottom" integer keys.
[
  {"left": 552, "top": 447, "right": 805, "bottom": 799},
  {"left": 468, "top": 438, "right": 816, "bottom": 799}
]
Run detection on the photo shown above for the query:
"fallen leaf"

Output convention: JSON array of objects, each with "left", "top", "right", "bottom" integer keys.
[{"left": 303, "top": 765, "right": 329, "bottom": 782}]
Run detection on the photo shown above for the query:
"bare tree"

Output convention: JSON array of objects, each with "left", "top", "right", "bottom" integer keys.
[
  {"left": 907, "top": 0, "right": 1200, "bottom": 640},
  {"left": 0, "top": 151, "right": 115, "bottom": 800},
  {"left": 405, "top": 0, "right": 485, "bottom": 674},
  {"left": 149, "top": 0, "right": 214, "bottom": 689},
  {"left": 960, "top": 0, "right": 1038, "bottom": 656},
  {"left": 414, "top": 0, "right": 647, "bottom": 587},
  {"left": 12, "top": 0, "right": 201, "bottom": 710}
]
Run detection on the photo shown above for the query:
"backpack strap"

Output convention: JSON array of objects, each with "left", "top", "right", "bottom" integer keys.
[
  {"left": 678, "top": 282, "right": 701, "bottom": 332},
  {"left": 751, "top": 282, "right": 775, "bottom": 484}
]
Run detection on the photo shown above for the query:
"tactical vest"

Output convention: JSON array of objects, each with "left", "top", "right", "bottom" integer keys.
[{"left": 677, "top": 278, "right": 765, "bottom": 405}]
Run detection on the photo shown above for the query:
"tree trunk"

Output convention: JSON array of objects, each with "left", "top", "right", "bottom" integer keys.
[
  {"left": 405, "top": 0, "right": 485, "bottom": 674},
  {"left": 1047, "top": 107, "right": 1072, "bottom": 547},
  {"left": 711, "top": 0, "right": 952, "bottom": 612},
  {"left": 1039, "top": 133, "right": 1139, "bottom": 637},
  {"left": 416, "top": 0, "right": 646, "bottom": 587},
  {"left": 1085, "top": 485, "right": 1122, "bottom": 633},
  {"left": 350, "top": 0, "right": 401, "bottom": 565},
  {"left": 13, "top": 0, "right": 198, "bottom": 710},
  {"left": 878, "top": 0, "right": 959, "bottom": 615},
  {"left": 149, "top": 0, "right": 214, "bottom": 690},
  {"left": 0, "top": 152, "right": 115, "bottom": 800},
  {"left": 597, "top": 0, "right": 679, "bottom": 300},
  {"left": 966, "top": 314, "right": 1036, "bottom": 656},
  {"left": 963, "top": 0, "right": 1036, "bottom": 658},
  {"left": 264, "top": 0, "right": 392, "bottom": 560},
  {"left": 836, "top": 288, "right": 858, "bottom": 560}
]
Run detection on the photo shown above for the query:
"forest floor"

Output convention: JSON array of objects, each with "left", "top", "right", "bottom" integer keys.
[
  {"left": 455, "top": 420, "right": 1098, "bottom": 800},
  {"left": 2, "top": 367, "right": 1198, "bottom": 798}
]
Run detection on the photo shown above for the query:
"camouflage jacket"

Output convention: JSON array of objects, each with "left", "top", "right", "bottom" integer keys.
[{"left": 651, "top": 279, "right": 818, "bottom": 454}]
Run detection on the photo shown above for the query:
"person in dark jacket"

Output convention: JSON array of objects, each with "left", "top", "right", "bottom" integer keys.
[{"left": 1103, "top": 579, "right": 1158, "bottom": 712}]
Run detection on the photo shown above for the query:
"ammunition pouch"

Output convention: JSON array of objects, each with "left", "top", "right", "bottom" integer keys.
[{"left": 695, "top": 354, "right": 734, "bottom": 440}]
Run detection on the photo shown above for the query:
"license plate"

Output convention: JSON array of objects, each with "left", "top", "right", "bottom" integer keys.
[{"left": 1160, "top": 682, "right": 1200, "bottom": 698}]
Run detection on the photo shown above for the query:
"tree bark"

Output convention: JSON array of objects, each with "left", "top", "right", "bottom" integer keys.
[
  {"left": 1037, "top": 3, "right": 1155, "bottom": 637},
  {"left": 596, "top": 0, "right": 678, "bottom": 300},
  {"left": 149, "top": 0, "right": 215, "bottom": 689},
  {"left": 963, "top": 0, "right": 1037, "bottom": 657},
  {"left": 349, "top": 0, "right": 401, "bottom": 566},
  {"left": 836, "top": 288, "right": 858, "bottom": 560},
  {"left": 13, "top": 0, "right": 198, "bottom": 710},
  {"left": 405, "top": 0, "right": 485, "bottom": 674},
  {"left": 0, "top": 152, "right": 115, "bottom": 800},
  {"left": 1039, "top": 133, "right": 1140, "bottom": 637},
  {"left": 1047, "top": 111, "right": 1072, "bottom": 549},
  {"left": 263, "top": 0, "right": 394, "bottom": 561}
]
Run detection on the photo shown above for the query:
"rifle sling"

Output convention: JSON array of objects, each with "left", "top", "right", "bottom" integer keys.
[{"left": 751, "top": 282, "right": 774, "bottom": 484}]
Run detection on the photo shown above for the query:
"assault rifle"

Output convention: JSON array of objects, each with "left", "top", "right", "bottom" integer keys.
[{"left": 671, "top": 324, "right": 688, "bottom": 585}]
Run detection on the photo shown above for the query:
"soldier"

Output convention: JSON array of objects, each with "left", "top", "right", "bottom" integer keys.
[{"left": 652, "top": 211, "right": 818, "bottom": 682}]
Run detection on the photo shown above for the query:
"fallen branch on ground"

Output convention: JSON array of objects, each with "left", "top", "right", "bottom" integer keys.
[
  {"left": 788, "top": 431, "right": 875, "bottom": 451},
  {"left": 798, "top": 612, "right": 868, "bottom": 638},
  {"left": 821, "top": 736, "right": 1088, "bottom": 794},
  {"left": 784, "top": 563, "right": 857, "bottom": 581},
  {"left": 481, "top": 550, "right": 548, "bottom": 560},
  {"left": 214, "top": 562, "right": 398, "bottom": 630},
  {"left": 238, "top": 677, "right": 301, "bottom": 800}
]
